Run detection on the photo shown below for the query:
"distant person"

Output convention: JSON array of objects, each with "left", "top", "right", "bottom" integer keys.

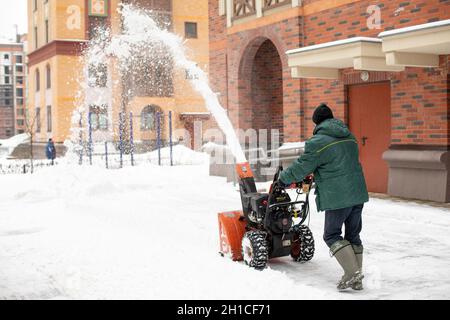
[
  {"left": 278, "top": 103, "right": 369, "bottom": 291},
  {"left": 46, "top": 138, "right": 56, "bottom": 165}
]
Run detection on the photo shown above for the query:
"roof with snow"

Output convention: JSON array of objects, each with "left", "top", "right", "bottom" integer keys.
[
  {"left": 378, "top": 19, "right": 450, "bottom": 38},
  {"left": 286, "top": 37, "right": 381, "bottom": 55}
]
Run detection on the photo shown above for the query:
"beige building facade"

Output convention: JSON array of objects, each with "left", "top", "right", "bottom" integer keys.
[{"left": 27, "top": 0, "right": 210, "bottom": 148}]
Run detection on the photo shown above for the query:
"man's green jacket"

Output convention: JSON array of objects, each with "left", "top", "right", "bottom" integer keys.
[{"left": 280, "top": 118, "right": 369, "bottom": 211}]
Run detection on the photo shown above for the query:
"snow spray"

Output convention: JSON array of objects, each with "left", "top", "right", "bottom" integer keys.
[{"left": 74, "top": 4, "right": 246, "bottom": 163}]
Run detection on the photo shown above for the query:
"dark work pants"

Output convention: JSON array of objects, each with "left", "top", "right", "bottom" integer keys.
[{"left": 323, "top": 204, "right": 363, "bottom": 248}]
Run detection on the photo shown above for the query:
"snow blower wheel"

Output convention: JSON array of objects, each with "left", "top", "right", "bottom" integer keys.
[
  {"left": 290, "top": 225, "right": 315, "bottom": 262},
  {"left": 242, "top": 231, "right": 269, "bottom": 270}
]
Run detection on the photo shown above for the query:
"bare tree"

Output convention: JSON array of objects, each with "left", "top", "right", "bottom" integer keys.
[{"left": 24, "top": 109, "right": 38, "bottom": 173}]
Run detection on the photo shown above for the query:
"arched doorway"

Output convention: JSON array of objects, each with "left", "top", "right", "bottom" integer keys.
[
  {"left": 140, "top": 104, "right": 164, "bottom": 149},
  {"left": 238, "top": 38, "right": 284, "bottom": 145}
]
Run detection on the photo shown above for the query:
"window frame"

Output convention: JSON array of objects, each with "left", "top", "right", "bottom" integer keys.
[
  {"left": 47, "top": 105, "right": 52, "bottom": 132},
  {"left": 45, "top": 19, "right": 49, "bottom": 44},
  {"left": 35, "top": 107, "right": 41, "bottom": 133},
  {"left": 184, "top": 22, "right": 198, "bottom": 39},
  {"left": 89, "top": 105, "right": 109, "bottom": 131},
  {"left": 36, "top": 69, "right": 40, "bottom": 92},
  {"left": 34, "top": 26, "right": 38, "bottom": 49},
  {"left": 46, "top": 64, "right": 51, "bottom": 89}
]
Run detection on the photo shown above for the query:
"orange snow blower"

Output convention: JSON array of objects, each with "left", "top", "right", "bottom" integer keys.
[{"left": 218, "top": 163, "right": 315, "bottom": 269}]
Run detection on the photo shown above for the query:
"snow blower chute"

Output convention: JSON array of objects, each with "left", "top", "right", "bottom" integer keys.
[{"left": 218, "top": 163, "right": 315, "bottom": 269}]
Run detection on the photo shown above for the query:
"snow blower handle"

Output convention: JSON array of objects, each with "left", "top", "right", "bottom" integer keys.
[
  {"left": 301, "top": 174, "right": 314, "bottom": 193},
  {"left": 272, "top": 166, "right": 313, "bottom": 191}
]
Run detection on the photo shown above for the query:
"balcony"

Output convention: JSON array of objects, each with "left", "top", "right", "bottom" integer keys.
[
  {"left": 226, "top": 0, "right": 297, "bottom": 26},
  {"left": 263, "top": 0, "right": 292, "bottom": 11},
  {"left": 232, "top": 0, "right": 256, "bottom": 21}
]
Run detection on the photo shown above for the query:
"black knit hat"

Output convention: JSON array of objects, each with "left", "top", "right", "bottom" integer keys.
[{"left": 312, "top": 103, "right": 334, "bottom": 125}]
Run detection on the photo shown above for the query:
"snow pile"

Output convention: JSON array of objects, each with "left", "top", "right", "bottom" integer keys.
[
  {"left": 147, "top": 144, "right": 209, "bottom": 165},
  {"left": 0, "top": 133, "right": 29, "bottom": 159},
  {"left": 58, "top": 143, "right": 208, "bottom": 168},
  {"left": 202, "top": 142, "right": 231, "bottom": 154},
  {"left": 1, "top": 163, "right": 450, "bottom": 299},
  {"left": 279, "top": 141, "right": 305, "bottom": 151}
]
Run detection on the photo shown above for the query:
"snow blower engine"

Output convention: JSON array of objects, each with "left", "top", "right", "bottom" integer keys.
[{"left": 218, "top": 163, "right": 315, "bottom": 269}]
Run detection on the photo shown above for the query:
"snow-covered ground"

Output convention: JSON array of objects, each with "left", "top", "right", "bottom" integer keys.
[
  {"left": 1, "top": 158, "right": 450, "bottom": 299},
  {"left": 0, "top": 134, "right": 29, "bottom": 160}
]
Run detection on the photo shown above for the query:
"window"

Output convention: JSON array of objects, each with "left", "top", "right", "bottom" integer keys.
[
  {"left": 16, "top": 88, "right": 23, "bottom": 97},
  {"left": 33, "top": 0, "right": 38, "bottom": 11},
  {"left": 17, "top": 119, "right": 24, "bottom": 126},
  {"left": 36, "top": 107, "right": 41, "bottom": 132},
  {"left": 34, "top": 26, "right": 38, "bottom": 49},
  {"left": 47, "top": 106, "right": 52, "bottom": 132},
  {"left": 15, "top": 55, "right": 23, "bottom": 64},
  {"left": 46, "top": 65, "right": 51, "bottom": 89},
  {"left": 5, "top": 129, "right": 12, "bottom": 137},
  {"left": 17, "top": 98, "right": 24, "bottom": 106},
  {"left": 45, "top": 20, "right": 49, "bottom": 44},
  {"left": 16, "top": 65, "right": 23, "bottom": 73},
  {"left": 4, "top": 66, "right": 10, "bottom": 74},
  {"left": 126, "top": 49, "right": 173, "bottom": 97},
  {"left": 36, "top": 69, "right": 40, "bottom": 92},
  {"left": 17, "top": 108, "right": 25, "bottom": 116},
  {"left": 88, "top": 63, "right": 107, "bottom": 88},
  {"left": 88, "top": 16, "right": 107, "bottom": 40},
  {"left": 185, "top": 22, "right": 198, "bottom": 39},
  {"left": 16, "top": 76, "right": 23, "bottom": 85},
  {"left": 89, "top": 105, "right": 108, "bottom": 131},
  {"left": 4, "top": 54, "right": 9, "bottom": 60},
  {"left": 4, "top": 76, "right": 10, "bottom": 84},
  {"left": 5, "top": 99, "right": 10, "bottom": 105},
  {"left": 141, "top": 105, "right": 159, "bottom": 131}
]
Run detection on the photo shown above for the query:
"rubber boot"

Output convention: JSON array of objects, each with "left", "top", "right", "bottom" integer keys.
[
  {"left": 351, "top": 244, "right": 364, "bottom": 290},
  {"left": 330, "top": 240, "right": 363, "bottom": 290}
]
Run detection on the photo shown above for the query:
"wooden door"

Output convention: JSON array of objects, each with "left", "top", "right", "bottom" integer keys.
[{"left": 348, "top": 82, "right": 391, "bottom": 193}]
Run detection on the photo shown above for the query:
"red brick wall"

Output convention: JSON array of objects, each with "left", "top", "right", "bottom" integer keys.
[
  {"left": 251, "top": 40, "right": 284, "bottom": 137},
  {"left": 208, "top": 0, "right": 228, "bottom": 110},
  {"left": 209, "top": 0, "right": 450, "bottom": 146},
  {"left": 390, "top": 57, "right": 449, "bottom": 145},
  {"left": 209, "top": 13, "right": 304, "bottom": 141},
  {"left": 300, "top": 0, "right": 450, "bottom": 145},
  {"left": 303, "top": 0, "right": 448, "bottom": 45}
]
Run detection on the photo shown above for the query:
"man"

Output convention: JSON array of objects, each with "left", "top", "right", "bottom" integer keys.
[
  {"left": 46, "top": 138, "right": 56, "bottom": 165},
  {"left": 279, "top": 103, "right": 369, "bottom": 291}
]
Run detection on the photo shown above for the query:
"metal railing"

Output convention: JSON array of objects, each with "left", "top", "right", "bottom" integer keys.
[
  {"left": 0, "top": 160, "right": 59, "bottom": 175},
  {"left": 264, "top": 0, "right": 291, "bottom": 9},
  {"left": 232, "top": 0, "right": 256, "bottom": 20}
]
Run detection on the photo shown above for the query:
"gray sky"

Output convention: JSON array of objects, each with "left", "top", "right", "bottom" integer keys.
[{"left": 0, "top": 0, "right": 27, "bottom": 42}]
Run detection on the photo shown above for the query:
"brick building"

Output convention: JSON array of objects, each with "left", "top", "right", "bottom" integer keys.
[
  {"left": 208, "top": 0, "right": 450, "bottom": 202},
  {"left": 0, "top": 40, "right": 27, "bottom": 138}
]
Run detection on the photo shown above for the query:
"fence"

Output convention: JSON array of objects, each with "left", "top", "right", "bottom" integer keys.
[
  {"left": 0, "top": 110, "right": 176, "bottom": 175},
  {"left": 0, "top": 160, "right": 59, "bottom": 175},
  {"left": 80, "top": 110, "right": 175, "bottom": 169}
]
